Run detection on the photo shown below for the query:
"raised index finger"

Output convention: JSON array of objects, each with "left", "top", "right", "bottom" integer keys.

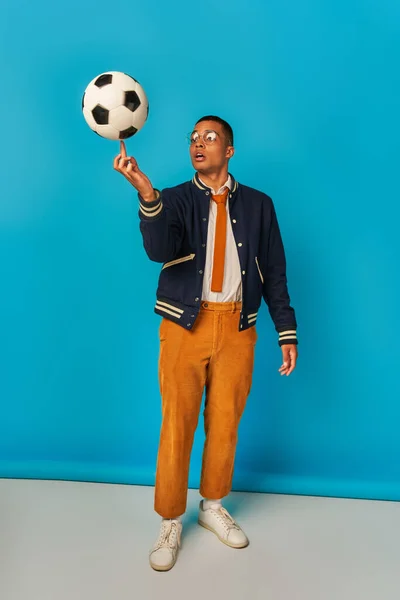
[{"left": 120, "top": 140, "right": 127, "bottom": 157}]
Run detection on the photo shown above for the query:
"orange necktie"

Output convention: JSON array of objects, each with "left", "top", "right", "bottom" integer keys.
[{"left": 211, "top": 188, "right": 229, "bottom": 292}]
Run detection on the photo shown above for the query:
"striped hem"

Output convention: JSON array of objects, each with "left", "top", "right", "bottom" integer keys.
[
  {"left": 248, "top": 311, "right": 258, "bottom": 325},
  {"left": 278, "top": 330, "right": 298, "bottom": 346},
  {"left": 139, "top": 190, "right": 163, "bottom": 219},
  {"left": 155, "top": 300, "right": 184, "bottom": 319},
  {"left": 139, "top": 200, "right": 163, "bottom": 218}
]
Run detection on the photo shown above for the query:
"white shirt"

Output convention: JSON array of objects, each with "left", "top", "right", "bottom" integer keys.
[{"left": 200, "top": 176, "right": 243, "bottom": 302}]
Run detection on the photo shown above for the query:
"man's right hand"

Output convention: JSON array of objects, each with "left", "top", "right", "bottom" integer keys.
[{"left": 114, "top": 141, "right": 157, "bottom": 202}]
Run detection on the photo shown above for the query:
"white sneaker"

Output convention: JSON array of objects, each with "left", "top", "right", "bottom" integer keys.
[
  {"left": 198, "top": 501, "right": 249, "bottom": 548},
  {"left": 149, "top": 519, "right": 182, "bottom": 572}
]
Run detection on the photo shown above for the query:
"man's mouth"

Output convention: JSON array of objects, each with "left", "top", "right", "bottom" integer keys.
[{"left": 194, "top": 152, "right": 206, "bottom": 161}]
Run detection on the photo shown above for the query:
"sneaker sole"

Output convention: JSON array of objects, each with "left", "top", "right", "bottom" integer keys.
[
  {"left": 149, "top": 556, "right": 177, "bottom": 572},
  {"left": 198, "top": 519, "right": 249, "bottom": 549}
]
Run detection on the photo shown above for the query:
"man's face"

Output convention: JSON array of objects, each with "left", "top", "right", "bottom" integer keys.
[{"left": 189, "top": 120, "right": 234, "bottom": 173}]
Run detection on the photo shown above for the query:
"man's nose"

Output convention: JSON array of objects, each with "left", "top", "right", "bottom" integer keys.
[{"left": 195, "top": 139, "right": 205, "bottom": 148}]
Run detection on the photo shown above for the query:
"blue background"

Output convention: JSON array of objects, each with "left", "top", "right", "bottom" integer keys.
[{"left": 1, "top": 0, "right": 400, "bottom": 500}]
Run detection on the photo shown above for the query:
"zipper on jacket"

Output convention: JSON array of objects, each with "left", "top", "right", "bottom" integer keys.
[
  {"left": 255, "top": 256, "right": 264, "bottom": 284},
  {"left": 162, "top": 253, "right": 196, "bottom": 270}
]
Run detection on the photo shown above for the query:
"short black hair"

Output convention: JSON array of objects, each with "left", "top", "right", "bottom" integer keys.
[{"left": 195, "top": 115, "right": 234, "bottom": 146}]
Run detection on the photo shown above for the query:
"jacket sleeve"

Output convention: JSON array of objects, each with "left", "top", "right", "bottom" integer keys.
[
  {"left": 138, "top": 189, "right": 184, "bottom": 263},
  {"left": 262, "top": 197, "right": 298, "bottom": 346}
]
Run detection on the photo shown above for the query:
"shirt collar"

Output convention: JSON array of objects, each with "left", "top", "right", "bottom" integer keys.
[{"left": 198, "top": 174, "right": 232, "bottom": 196}]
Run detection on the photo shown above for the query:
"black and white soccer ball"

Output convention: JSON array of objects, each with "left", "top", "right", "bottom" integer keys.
[{"left": 82, "top": 71, "right": 149, "bottom": 140}]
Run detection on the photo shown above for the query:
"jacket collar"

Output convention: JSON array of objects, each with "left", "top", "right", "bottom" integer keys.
[{"left": 191, "top": 172, "right": 239, "bottom": 194}]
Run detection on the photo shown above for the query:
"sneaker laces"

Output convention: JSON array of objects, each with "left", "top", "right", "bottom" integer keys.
[
  {"left": 154, "top": 520, "right": 181, "bottom": 551},
  {"left": 212, "top": 507, "right": 241, "bottom": 533}
]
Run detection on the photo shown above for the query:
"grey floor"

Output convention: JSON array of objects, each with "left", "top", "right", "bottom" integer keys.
[{"left": 0, "top": 478, "right": 399, "bottom": 600}]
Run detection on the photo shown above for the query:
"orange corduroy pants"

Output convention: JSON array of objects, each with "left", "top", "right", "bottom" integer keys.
[{"left": 155, "top": 301, "right": 257, "bottom": 518}]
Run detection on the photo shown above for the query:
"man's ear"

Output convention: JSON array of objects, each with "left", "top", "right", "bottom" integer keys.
[{"left": 226, "top": 146, "right": 235, "bottom": 159}]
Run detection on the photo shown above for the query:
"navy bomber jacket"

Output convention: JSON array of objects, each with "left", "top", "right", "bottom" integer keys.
[{"left": 138, "top": 173, "right": 298, "bottom": 346}]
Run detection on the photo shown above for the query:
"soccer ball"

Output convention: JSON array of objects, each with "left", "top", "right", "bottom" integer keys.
[{"left": 82, "top": 71, "right": 149, "bottom": 140}]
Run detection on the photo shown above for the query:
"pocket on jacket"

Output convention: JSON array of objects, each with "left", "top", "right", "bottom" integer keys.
[
  {"left": 255, "top": 256, "right": 264, "bottom": 284},
  {"left": 162, "top": 253, "right": 196, "bottom": 270}
]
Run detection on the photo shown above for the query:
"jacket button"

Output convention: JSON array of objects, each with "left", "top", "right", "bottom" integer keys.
[
  {"left": 238, "top": 243, "right": 243, "bottom": 247},
  {"left": 199, "top": 270, "right": 203, "bottom": 274},
  {"left": 232, "top": 219, "right": 237, "bottom": 223},
  {"left": 205, "top": 191, "right": 210, "bottom": 195},
  {"left": 202, "top": 243, "right": 206, "bottom": 247},
  {"left": 191, "top": 314, "right": 195, "bottom": 318},
  {"left": 203, "top": 218, "right": 207, "bottom": 221},
  {"left": 242, "top": 270, "right": 246, "bottom": 275},
  {"left": 187, "top": 323, "right": 191, "bottom": 328},
  {"left": 195, "top": 297, "right": 199, "bottom": 302}
]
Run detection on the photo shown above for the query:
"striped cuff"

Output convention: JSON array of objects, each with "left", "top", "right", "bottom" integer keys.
[
  {"left": 138, "top": 189, "right": 163, "bottom": 219},
  {"left": 278, "top": 330, "right": 298, "bottom": 346}
]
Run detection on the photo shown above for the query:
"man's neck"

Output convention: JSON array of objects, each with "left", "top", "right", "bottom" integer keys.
[{"left": 197, "top": 169, "right": 229, "bottom": 192}]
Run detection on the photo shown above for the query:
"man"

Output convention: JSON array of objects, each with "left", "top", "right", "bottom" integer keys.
[{"left": 114, "top": 116, "right": 298, "bottom": 571}]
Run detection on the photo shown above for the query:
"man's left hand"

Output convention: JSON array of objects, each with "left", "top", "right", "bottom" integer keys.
[{"left": 278, "top": 344, "right": 298, "bottom": 376}]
